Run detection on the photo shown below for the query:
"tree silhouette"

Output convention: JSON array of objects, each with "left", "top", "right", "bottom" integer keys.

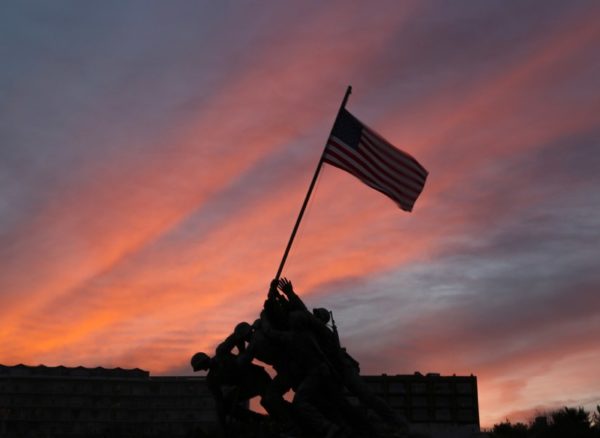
[
  {"left": 490, "top": 406, "right": 600, "bottom": 438},
  {"left": 592, "top": 405, "right": 600, "bottom": 430},
  {"left": 544, "top": 407, "right": 590, "bottom": 438},
  {"left": 492, "top": 420, "right": 528, "bottom": 438}
]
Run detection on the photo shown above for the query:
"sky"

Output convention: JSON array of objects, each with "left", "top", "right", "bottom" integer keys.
[{"left": 1, "top": 0, "right": 599, "bottom": 428}]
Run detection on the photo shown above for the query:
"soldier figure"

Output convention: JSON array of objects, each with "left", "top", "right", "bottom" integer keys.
[
  {"left": 191, "top": 322, "right": 270, "bottom": 435},
  {"left": 191, "top": 277, "right": 414, "bottom": 438}
]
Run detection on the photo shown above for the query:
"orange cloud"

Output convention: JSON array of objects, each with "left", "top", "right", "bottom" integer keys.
[{"left": 2, "top": 2, "right": 599, "bottom": 429}]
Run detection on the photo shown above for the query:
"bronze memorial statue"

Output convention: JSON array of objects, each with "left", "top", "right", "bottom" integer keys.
[
  {"left": 191, "top": 278, "right": 413, "bottom": 438},
  {"left": 191, "top": 86, "right": 429, "bottom": 438}
]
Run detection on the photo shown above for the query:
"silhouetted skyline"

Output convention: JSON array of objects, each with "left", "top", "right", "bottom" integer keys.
[{"left": 1, "top": 0, "right": 599, "bottom": 428}]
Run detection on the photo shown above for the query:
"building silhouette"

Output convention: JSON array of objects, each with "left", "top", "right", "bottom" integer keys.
[
  {"left": 0, "top": 364, "right": 215, "bottom": 437},
  {"left": 361, "top": 373, "right": 480, "bottom": 437},
  {"left": 0, "top": 364, "right": 479, "bottom": 437}
]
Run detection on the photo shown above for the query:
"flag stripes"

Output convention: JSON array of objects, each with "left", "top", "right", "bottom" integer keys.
[
  {"left": 362, "top": 129, "right": 427, "bottom": 182},
  {"left": 323, "top": 110, "right": 427, "bottom": 211},
  {"left": 356, "top": 134, "right": 423, "bottom": 194},
  {"left": 325, "top": 137, "right": 417, "bottom": 210}
]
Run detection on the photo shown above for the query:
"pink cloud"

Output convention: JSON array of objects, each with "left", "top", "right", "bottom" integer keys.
[{"left": 2, "top": 1, "right": 599, "bottom": 429}]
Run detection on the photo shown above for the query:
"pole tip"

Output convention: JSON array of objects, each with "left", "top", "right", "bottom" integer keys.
[{"left": 341, "top": 86, "right": 352, "bottom": 108}]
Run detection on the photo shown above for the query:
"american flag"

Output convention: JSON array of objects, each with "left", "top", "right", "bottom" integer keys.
[{"left": 323, "top": 108, "right": 428, "bottom": 212}]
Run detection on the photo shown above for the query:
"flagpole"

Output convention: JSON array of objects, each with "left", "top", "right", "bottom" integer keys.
[{"left": 275, "top": 85, "right": 352, "bottom": 280}]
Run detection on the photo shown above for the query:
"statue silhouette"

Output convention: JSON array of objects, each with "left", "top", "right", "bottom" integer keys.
[
  {"left": 191, "top": 278, "right": 414, "bottom": 438},
  {"left": 191, "top": 323, "right": 270, "bottom": 436}
]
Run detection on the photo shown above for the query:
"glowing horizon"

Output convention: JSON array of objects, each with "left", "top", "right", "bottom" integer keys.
[{"left": 2, "top": 1, "right": 600, "bottom": 428}]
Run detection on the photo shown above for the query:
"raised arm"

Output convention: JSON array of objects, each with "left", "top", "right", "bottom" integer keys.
[{"left": 277, "top": 277, "right": 308, "bottom": 312}]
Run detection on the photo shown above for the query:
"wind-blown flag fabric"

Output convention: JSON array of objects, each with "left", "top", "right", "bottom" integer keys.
[{"left": 323, "top": 109, "right": 428, "bottom": 211}]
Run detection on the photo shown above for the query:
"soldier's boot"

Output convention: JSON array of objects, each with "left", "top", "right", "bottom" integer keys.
[{"left": 324, "top": 423, "right": 344, "bottom": 438}]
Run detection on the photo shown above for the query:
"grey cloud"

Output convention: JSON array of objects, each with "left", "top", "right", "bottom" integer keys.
[
  {"left": 307, "top": 127, "right": 600, "bottom": 375},
  {"left": 0, "top": 1, "right": 282, "bottom": 235},
  {"left": 358, "top": 0, "right": 587, "bottom": 110}
]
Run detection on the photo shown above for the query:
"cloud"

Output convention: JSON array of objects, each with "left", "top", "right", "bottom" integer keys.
[{"left": 1, "top": 0, "right": 599, "bottom": 428}]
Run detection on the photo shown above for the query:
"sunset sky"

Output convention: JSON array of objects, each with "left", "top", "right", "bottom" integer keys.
[{"left": 2, "top": 0, "right": 600, "bottom": 428}]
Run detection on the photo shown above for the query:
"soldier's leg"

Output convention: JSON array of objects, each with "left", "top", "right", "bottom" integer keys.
[
  {"left": 237, "top": 364, "right": 271, "bottom": 400},
  {"left": 293, "top": 365, "right": 341, "bottom": 437},
  {"left": 315, "top": 379, "right": 377, "bottom": 437},
  {"left": 220, "top": 386, "right": 263, "bottom": 438},
  {"left": 343, "top": 366, "right": 409, "bottom": 432},
  {"left": 261, "top": 371, "right": 293, "bottom": 422},
  {"left": 224, "top": 365, "right": 271, "bottom": 426}
]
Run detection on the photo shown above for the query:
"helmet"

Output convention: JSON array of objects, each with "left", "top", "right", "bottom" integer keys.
[
  {"left": 234, "top": 322, "right": 252, "bottom": 339},
  {"left": 312, "top": 308, "right": 330, "bottom": 324},
  {"left": 190, "top": 352, "right": 211, "bottom": 371}
]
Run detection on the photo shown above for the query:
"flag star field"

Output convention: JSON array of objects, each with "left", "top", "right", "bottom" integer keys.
[{"left": 1, "top": 0, "right": 599, "bottom": 427}]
